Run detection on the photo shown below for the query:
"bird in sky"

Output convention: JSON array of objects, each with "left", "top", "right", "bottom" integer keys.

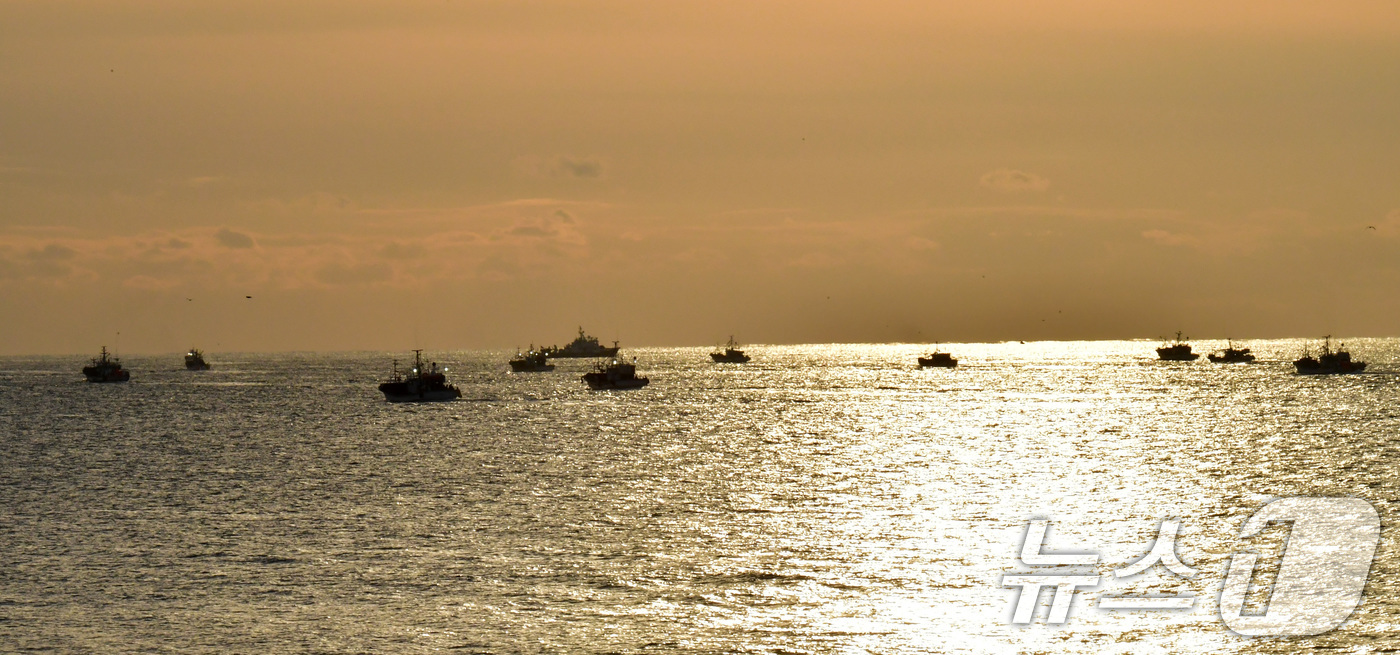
[
  {"left": 245, "top": 295, "right": 253, "bottom": 299},
  {"left": 1367, "top": 225, "right": 1377, "bottom": 230}
]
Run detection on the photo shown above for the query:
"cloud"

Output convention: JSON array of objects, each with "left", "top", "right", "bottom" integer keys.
[
  {"left": 507, "top": 225, "right": 554, "bottom": 238},
  {"left": 555, "top": 157, "right": 603, "bottom": 178},
  {"left": 213, "top": 228, "right": 256, "bottom": 249},
  {"left": 378, "top": 242, "right": 426, "bottom": 260},
  {"left": 513, "top": 155, "right": 605, "bottom": 179},
  {"left": 0, "top": 243, "right": 80, "bottom": 280},
  {"left": 477, "top": 254, "right": 521, "bottom": 281},
  {"left": 1141, "top": 229, "right": 1195, "bottom": 247},
  {"left": 0, "top": 202, "right": 594, "bottom": 291},
  {"left": 498, "top": 208, "right": 587, "bottom": 246},
  {"left": 25, "top": 243, "right": 77, "bottom": 261},
  {"left": 314, "top": 261, "right": 392, "bottom": 287},
  {"left": 979, "top": 168, "right": 1051, "bottom": 194}
]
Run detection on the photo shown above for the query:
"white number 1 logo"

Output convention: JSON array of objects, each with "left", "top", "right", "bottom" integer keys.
[{"left": 1219, "top": 497, "right": 1380, "bottom": 636}]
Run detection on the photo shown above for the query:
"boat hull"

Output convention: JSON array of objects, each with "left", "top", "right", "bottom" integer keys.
[
  {"left": 710, "top": 353, "right": 750, "bottom": 363},
  {"left": 83, "top": 368, "right": 130, "bottom": 383},
  {"left": 548, "top": 347, "right": 620, "bottom": 359},
  {"left": 1156, "top": 349, "right": 1199, "bottom": 361},
  {"left": 582, "top": 373, "right": 649, "bottom": 390},
  {"left": 1294, "top": 362, "right": 1367, "bottom": 375},
  {"left": 509, "top": 361, "right": 555, "bottom": 372},
  {"left": 1207, "top": 356, "right": 1255, "bottom": 363},
  {"left": 380, "top": 390, "right": 462, "bottom": 402},
  {"left": 918, "top": 356, "right": 957, "bottom": 368},
  {"left": 378, "top": 382, "right": 462, "bottom": 402}
]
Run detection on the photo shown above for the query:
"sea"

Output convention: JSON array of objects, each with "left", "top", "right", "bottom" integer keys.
[{"left": 1, "top": 339, "right": 1398, "bottom": 654}]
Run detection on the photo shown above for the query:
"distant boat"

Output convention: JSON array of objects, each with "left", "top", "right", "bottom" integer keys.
[
  {"left": 1156, "top": 331, "right": 1200, "bottom": 361},
  {"left": 508, "top": 346, "right": 555, "bottom": 372},
  {"left": 582, "top": 355, "right": 649, "bottom": 390},
  {"left": 184, "top": 347, "right": 210, "bottom": 370},
  {"left": 1207, "top": 340, "right": 1255, "bottom": 364},
  {"left": 1294, "top": 336, "right": 1367, "bottom": 375},
  {"left": 83, "top": 346, "right": 130, "bottom": 383},
  {"left": 543, "top": 326, "right": 620, "bottom": 359},
  {"left": 710, "top": 336, "right": 751, "bottom": 363},
  {"left": 378, "top": 350, "right": 462, "bottom": 402},
  {"left": 918, "top": 348, "right": 958, "bottom": 368}
]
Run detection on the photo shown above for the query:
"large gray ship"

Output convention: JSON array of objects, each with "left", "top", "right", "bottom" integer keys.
[{"left": 543, "top": 327, "right": 620, "bottom": 359}]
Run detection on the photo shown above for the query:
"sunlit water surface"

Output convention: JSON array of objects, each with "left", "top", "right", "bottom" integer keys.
[{"left": 2, "top": 340, "right": 1398, "bottom": 653}]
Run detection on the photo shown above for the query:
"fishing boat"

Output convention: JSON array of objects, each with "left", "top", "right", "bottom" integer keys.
[
  {"left": 543, "top": 327, "right": 620, "bottom": 359},
  {"left": 1156, "top": 331, "right": 1200, "bottom": 361},
  {"left": 1207, "top": 340, "right": 1255, "bottom": 364},
  {"left": 918, "top": 352, "right": 958, "bottom": 368},
  {"left": 184, "top": 347, "right": 210, "bottom": 370},
  {"left": 83, "top": 346, "right": 130, "bottom": 382},
  {"left": 710, "top": 336, "right": 751, "bottom": 363},
  {"left": 1294, "top": 337, "right": 1367, "bottom": 375},
  {"left": 508, "top": 346, "right": 555, "bottom": 372},
  {"left": 378, "top": 350, "right": 462, "bottom": 402},
  {"left": 582, "top": 356, "right": 649, "bottom": 390}
]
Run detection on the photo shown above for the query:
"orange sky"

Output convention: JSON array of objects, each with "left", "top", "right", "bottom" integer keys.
[{"left": 3, "top": 1, "right": 1400, "bottom": 354}]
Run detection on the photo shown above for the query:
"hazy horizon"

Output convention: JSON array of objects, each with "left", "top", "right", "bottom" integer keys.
[
  {"left": 4, "top": 1, "right": 1399, "bottom": 355},
  {"left": 13, "top": 334, "right": 1396, "bottom": 359}
]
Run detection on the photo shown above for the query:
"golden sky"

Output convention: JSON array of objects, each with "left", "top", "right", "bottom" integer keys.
[{"left": 3, "top": 0, "right": 1399, "bottom": 354}]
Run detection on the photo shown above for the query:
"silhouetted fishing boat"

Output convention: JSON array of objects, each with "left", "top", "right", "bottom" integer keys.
[
  {"left": 184, "top": 347, "right": 210, "bottom": 370},
  {"left": 1156, "top": 331, "right": 1200, "bottom": 361},
  {"left": 918, "top": 350, "right": 958, "bottom": 368},
  {"left": 83, "top": 346, "right": 130, "bottom": 382},
  {"left": 544, "top": 327, "right": 620, "bottom": 358},
  {"left": 1207, "top": 340, "right": 1255, "bottom": 363},
  {"left": 1294, "top": 336, "right": 1367, "bottom": 375},
  {"left": 710, "top": 336, "right": 751, "bottom": 363},
  {"left": 582, "top": 356, "right": 649, "bottom": 390},
  {"left": 378, "top": 350, "right": 462, "bottom": 402},
  {"left": 919, "top": 343, "right": 958, "bottom": 368},
  {"left": 509, "top": 346, "right": 555, "bottom": 372}
]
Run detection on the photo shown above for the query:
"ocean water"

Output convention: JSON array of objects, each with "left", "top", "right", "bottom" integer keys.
[{"left": 1, "top": 339, "right": 1398, "bottom": 654}]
